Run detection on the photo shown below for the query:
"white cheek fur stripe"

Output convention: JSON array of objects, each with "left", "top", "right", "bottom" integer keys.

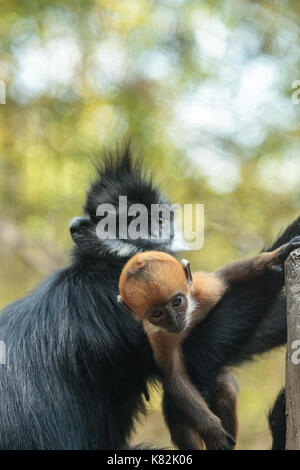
[
  {"left": 185, "top": 295, "right": 197, "bottom": 328},
  {"left": 100, "top": 239, "right": 139, "bottom": 258},
  {"left": 100, "top": 238, "right": 175, "bottom": 258}
]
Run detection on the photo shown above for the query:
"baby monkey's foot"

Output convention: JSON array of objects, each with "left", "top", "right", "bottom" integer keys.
[{"left": 181, "top": 259, "right": 193, "bottom": 287}]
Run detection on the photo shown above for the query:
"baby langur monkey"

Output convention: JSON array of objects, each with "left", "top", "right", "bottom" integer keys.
[{"left": 117, "top": 236, "right": 300, "bottom": 450}]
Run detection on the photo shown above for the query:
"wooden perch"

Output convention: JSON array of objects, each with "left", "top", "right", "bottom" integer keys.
[{"left": 285, "top": 248, "right": 300, "bottom": 450}]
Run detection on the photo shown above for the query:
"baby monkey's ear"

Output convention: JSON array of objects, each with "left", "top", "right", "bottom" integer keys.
[
  {"left": 181, "top": 259, "right": 193, "bottom": 288},
  {"left": 117, "top": 295, "right": 133, "bottom": 313}
]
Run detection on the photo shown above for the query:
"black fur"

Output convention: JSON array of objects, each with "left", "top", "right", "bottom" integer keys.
[
  {"left": 0, "top": 147, "right": 297, "bottom": 449},
  {"left": 0, "top": 150, "right": 162, "bottom": 449},
  {"left": 268, "top": 389, "right": 286, "bottom": 450}
]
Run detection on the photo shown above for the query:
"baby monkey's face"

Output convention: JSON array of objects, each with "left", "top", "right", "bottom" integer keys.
[
  {"left": 118, "top": 251, "right": 193, "bottom": 334},
  {"left": 145, "top": 291, "right": 189, "bottom": 333}
]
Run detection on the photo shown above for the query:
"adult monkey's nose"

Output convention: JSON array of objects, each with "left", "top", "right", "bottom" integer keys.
[{"left": 69, "top": 216, "right": 91, "bottom": 235}]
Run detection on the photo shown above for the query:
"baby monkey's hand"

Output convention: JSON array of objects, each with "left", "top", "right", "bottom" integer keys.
[
  {"left": 276, "top": 236, "right": 300, "bottom": 264},
  {"left": 202, "top": 416, "right": 235, "bottom": 451}
]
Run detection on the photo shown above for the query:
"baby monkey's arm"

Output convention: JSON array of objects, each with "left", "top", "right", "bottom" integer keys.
[
  {"left": 149, "top": 332, "right": 235, "bottom": 450},
  {"left": 215, "top": 236, "right": 300, "bottom": 285},
  {"left": 181, "top": 236, "right": 300, "bottom": 328}
]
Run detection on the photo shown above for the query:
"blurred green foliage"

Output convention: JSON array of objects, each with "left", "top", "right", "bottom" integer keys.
[{"left": 0, "top": 0, "right": 300, "bottom": 449}]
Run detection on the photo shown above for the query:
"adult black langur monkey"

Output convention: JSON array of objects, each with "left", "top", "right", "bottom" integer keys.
[{"left": 0, "top": 146, "right": 296, "bottom": 449}]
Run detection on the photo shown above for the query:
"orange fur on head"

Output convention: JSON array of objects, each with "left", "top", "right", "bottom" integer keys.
[{"left": 118, "top": 251, "right": 188, "bottom": 318}]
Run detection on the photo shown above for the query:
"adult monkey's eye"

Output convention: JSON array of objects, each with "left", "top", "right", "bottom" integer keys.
[
  {"left": 172, "top": 296, "right": 182, "bottom": 308},
  {"left": 152, "top": 309, "right": 163, "bottom": 318}
]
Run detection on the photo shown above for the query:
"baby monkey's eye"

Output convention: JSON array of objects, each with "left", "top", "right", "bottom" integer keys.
[
  {"left": 172, "top": 296, "right": 182, "bottom": 308},
  {"left": 151, "top": 309, "right": 163, "bottom": 319}
]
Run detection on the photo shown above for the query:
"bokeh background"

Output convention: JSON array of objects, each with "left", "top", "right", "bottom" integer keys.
[{"left": 1, "top": 0, "right": 300, "bottom": 450}]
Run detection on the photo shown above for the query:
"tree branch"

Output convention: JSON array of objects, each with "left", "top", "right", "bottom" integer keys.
[{"left": 285, "top": 248, "right": 300, "bottom": 449}]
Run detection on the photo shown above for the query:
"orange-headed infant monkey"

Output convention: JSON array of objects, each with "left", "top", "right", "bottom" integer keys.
[{"left": 117, "top": 238, "right": 300, "bottom": 450}]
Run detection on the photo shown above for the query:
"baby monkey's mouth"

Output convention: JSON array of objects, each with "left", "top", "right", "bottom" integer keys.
[{"left": 165, "top": 313, "right": 187, "bottom": 334}]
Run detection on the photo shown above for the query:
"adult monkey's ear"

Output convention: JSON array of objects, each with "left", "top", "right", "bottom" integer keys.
[
  {"left": 69, "top": 216, "right": 94, "bottom": 245},
  {"left": 181, "top": 258, "right": 193, "bottom": 288}
]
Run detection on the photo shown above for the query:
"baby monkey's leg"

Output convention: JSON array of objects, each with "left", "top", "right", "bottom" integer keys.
[
  {"left": 211, "top": 370, "right": 239, "bottom": 448},
  {"left": 163, "top": 394, "right": 204, "bottom": 450},
  {"left": 215, "top": 236, "right": 300, "bottom": 285}
]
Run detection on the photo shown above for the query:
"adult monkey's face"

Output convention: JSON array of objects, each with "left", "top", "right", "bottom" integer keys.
[{"left": 70, "top": 147, "right": 178, "bottom": 258}]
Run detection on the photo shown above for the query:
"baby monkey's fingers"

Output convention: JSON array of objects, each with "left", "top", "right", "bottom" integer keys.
[
  {"left": 225, "top": 432, "right": 236, "bottom": 449},
  {"left": 203, "top": 418, "right": 235, "bottom": 451},
  {"left": 277, "top": 236, "right": 300, "bottom": 264},
  {"left": 205, "top": 430, "right": 235, "bottom": 451}
]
